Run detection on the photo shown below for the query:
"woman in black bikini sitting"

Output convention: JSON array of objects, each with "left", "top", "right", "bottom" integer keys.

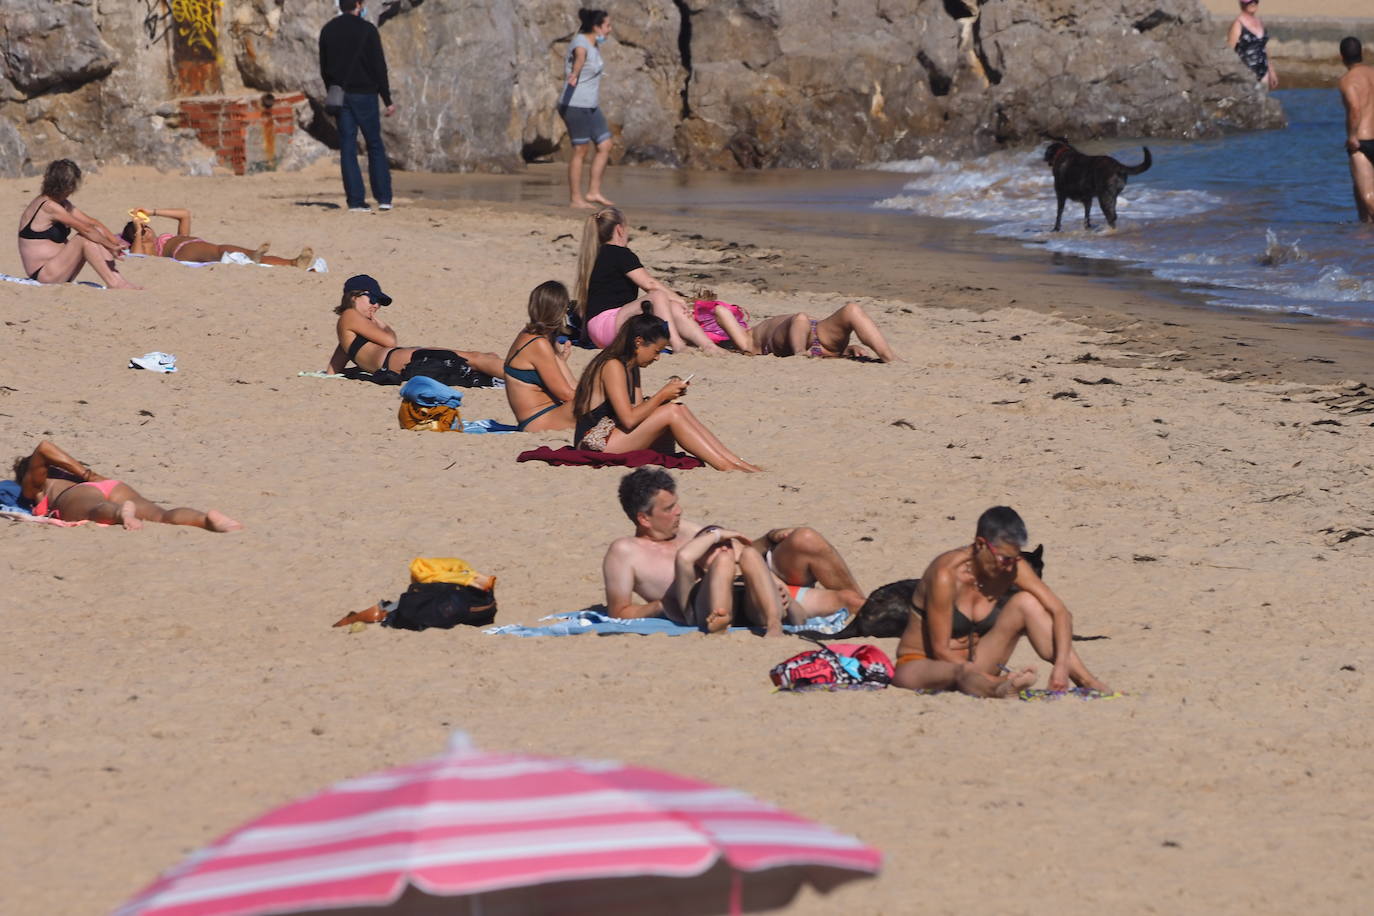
[
  {"left": 13, "top": 440, "right": 241, "bottom": 531},
  {"left": 16, "top": 159, "right": 138, "bottom": 289},
  {"left": 121, "top": 207, "right": 314, "bottom": 268},
  {"left": 324, "top": 274, "right": 503, "bottom": 379},
  {"left": 503, "top": 281, "right": 579, "bottom": 431},
  {"left": 571, "top": 304, "right": 760, "bottom": 471}
]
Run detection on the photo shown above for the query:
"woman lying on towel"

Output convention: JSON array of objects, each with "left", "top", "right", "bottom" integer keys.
[
  {"left": 571, "top": 304, "right": 760, "bottom": 472},
  {"left": 503, "top": 280, "right": 579, "bottom": 431},
  {"left": 16, "top": 159, "right": 139, "bottom": 289},
  {"left": 324, "top": 274, "right": 503, "bottom": 379},
  {"left": 121, "top": 207, "right": 314, "bottom": 268},
  {"left": 12, "top": 440, "right": 242, "bottom": 531},
  {"left": 708, "top": 300, "right": 901, "bottom": 363}
]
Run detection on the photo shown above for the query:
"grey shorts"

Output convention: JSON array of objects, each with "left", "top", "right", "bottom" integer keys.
[{"left": 560, "top": 105, "right": 611, "bottom": 146}]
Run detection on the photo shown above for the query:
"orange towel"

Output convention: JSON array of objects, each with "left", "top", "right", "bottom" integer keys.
[{"left": 398, "top": 401, "right": 461, "bottom": 431}]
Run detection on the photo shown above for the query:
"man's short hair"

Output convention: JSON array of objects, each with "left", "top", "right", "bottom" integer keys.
[
  {"left": 975, "top": 506, "right": 1028, "bottom": 547},
  {"left": 1341, "top": 36, "right": 1363, "bottom": 65},
  {"left": 339, "top": 0, "right": 360, "bottom": 11},
  {"left": 618, "top": 467, "right": 675, "bottom": 522}
]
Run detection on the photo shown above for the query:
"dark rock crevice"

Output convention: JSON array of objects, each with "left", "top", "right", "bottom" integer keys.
[{"left": 671, "top": 0, "right": 693, "bottom": 118}]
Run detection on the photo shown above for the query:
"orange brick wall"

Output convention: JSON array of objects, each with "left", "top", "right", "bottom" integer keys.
[{"left": 178, "top": 93, "right": 306, "bottom": 175}]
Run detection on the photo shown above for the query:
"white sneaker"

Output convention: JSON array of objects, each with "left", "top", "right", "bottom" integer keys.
[
  {"left": 348, "top": 206, "right": 372, "bottom": 213},
  {"left": 378, "top": 203, "right": 393, "bottom": 211}
]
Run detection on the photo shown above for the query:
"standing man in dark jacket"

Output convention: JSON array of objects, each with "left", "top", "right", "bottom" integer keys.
[{"left": 319, "top": 0, "right": 396, "bottom": 212}]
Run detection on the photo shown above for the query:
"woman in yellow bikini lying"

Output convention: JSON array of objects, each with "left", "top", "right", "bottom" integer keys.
[
  {"left": 13, "top": 440, "right": 242, "bottom": 532},
  {"left": 121, "top": 207, "right": 314, "bottom": 268}
]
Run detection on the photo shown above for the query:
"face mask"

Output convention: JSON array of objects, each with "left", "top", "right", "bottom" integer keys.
[{"left": 595, "top": 34, "right": 607, "bottom": 45}]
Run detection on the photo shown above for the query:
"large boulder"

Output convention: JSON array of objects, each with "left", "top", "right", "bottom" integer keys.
[
  {"left": 0, "top": 0, "right": 1285, "bottom": 174},
  {"left": 0, "top": 0, "right": 116, "bottom": 99}
]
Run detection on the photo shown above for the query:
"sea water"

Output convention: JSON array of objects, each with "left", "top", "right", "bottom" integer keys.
[{"left": 873, "top": 89, "right": 1374, "bottom": 323}]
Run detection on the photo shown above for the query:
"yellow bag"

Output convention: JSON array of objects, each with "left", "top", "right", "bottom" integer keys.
[
  {"left": 409, "top": 557, "right": 494, "bottom": 589},
  {"left": 398, "top": 401, "right": 461, "bottom": 432}
]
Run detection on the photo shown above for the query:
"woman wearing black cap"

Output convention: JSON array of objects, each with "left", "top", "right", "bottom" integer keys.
[{"left": 324, "top": 274, "right": 503, "bottom": 378}]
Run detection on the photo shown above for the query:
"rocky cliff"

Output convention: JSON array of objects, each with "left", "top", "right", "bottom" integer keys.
[{"left": 0, "top": 0, "right": 1284, "bottom": 177}]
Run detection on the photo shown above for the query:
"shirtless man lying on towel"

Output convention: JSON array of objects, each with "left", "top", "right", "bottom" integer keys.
[
  {"left": 601, "top": 467, "right": 866, "bottom": 631},
  {"left": 892, "top": 506, "right": 1110, "bottom": 698}
]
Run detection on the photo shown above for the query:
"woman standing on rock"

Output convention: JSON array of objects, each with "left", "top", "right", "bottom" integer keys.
[
  {"left": 1228, "top": 0, "right": 1278, "bottom": 89},
  {"left": 559, "top": 8, "right": 616, "bottom": 208}
]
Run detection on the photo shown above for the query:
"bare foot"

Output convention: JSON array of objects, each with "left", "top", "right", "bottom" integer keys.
[
  {"left": 251, "top": 242, "right": 271, "bottom": 264},
  {"left": 294, "top": 247, "right": 314, "bottom": 269},
  {"left": 107, "top": 276, "right": 143, "bottom": 291},
  {"left": 205, "top": 510, "right": 243, "bottom": 532},
  {"left": 119, "top": 501, "right": 143, "bottom": 530},
  {"left": 736, "top": 461, "right": 764, "bottom": 473},
  {"left": 333, "top": 604, "right": 386, "bottom": 627},
  {"left": 704, "top": 607, "right": 732, "bottom": 634},
  {"left": 570, "top": 199, "right": 595, "bottom": 210},
  {"left": 586, "top": 193, "right": 616, "bottom": 206},
  {"left": 991, "top": 666, "right": 1038, "bottom": 698},
  {"left": 1074, "top": 672, "right": 1111, "bottom": 692},
  {"left": 763, "top": 625, "right": 786, "bottom": 638}
]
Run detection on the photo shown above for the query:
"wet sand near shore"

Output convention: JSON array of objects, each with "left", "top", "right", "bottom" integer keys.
[
  {"left": 404, "top": 163, "right": 1374, "bottom": 387},
  {"left": 2, "top": 162, "right": 1373, "bottom": 915}
]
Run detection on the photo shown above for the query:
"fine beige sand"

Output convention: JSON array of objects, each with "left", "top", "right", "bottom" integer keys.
[
  {"left": 1201, "top": 0, "right": 1370, "bottom": 18},
  {"left": 3, "top": 162, "right": 1373, "bottom": 915}
]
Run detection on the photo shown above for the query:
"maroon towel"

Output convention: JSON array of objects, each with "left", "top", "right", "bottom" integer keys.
[{"left": 517, "top": 446, "right": 704, "bottom": 469}]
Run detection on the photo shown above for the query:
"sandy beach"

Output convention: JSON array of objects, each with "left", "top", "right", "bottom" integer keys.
[{"left": 3, "top": 161, "right": 1373, "bottom": 915}]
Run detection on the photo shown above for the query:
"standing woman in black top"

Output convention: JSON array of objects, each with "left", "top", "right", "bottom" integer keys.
[
  {"left": 319, "top": 0, "right": 396, "bottom": 212},
  {"left": 16, "top": 159, "right": 138, "bottom": 289},
  {"left": 573, "top": 207, "right": 722, "bottom": 352}
]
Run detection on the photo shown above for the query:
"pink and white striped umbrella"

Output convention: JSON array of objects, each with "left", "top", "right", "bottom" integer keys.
[{"left": 114, "top": 733, "right": 880, "bottom": 916}]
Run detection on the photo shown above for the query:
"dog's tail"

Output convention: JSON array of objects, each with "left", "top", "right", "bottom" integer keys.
[{"left": 1123, "top": 146, "right": 1152, "bottom": 175}]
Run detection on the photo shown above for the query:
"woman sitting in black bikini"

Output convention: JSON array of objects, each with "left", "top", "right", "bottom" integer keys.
[
  {"left": 16, "top": 159, "right": 138, "bottom": 289},
  {"left": 571, "top": 303, "right": 760, "bottom": 471},
  {"left": 503, "top": 281, "right": 578, "bottom": 432},
  {"left": 324, "top": 274, "right": 503, "bottom": 380}
]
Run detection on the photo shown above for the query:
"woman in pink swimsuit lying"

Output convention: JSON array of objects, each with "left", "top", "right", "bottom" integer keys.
[
  {"left": 13, "top": 440, "right": 242, "bottom": 532},
  {"left": 121, "top": 207, "right": 314, "bottom": 268}
]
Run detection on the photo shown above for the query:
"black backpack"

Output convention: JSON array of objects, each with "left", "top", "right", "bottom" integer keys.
[
  {"left": 382, "top": 582, "right": 498, "bottom": 631},
  {"left": 401, "top": 350, "right": 496, "bottom": 388}
]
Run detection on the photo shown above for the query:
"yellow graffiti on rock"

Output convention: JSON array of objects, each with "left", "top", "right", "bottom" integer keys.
[{"left": 170, "top": 0, "right": 223, "bottom": 57}]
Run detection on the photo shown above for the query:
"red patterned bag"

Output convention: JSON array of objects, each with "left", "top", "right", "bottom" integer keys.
[{"left": 769, "top": 641, "right": 894, "bottom": 690}]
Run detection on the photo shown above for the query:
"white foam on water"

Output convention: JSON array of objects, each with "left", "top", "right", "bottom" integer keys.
[{"left": 870, "top": 148, "right": 1374, "bottom": 323}]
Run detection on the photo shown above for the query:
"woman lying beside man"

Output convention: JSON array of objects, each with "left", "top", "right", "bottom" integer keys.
[{"left": 666, "top": 526, "right": 820, "bottom": 636}]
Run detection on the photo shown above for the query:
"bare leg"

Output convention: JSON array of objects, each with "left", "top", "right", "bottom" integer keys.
[
  {"left": 816, "top": 302, "right": 901, "bottom": 363},
  {"left": 756, "top": 527, "right": 864, "bottom": 609},
  {"left": 693, "top": 550, "right": 736, "bottom": 633},
  {"left": 68, "top": 238, "right": 139, "bottom": 289},
  {"left": 1004, "top": 592, "right": 1110, "bottom": 691},
  {"left": 670, "top": 404, "right": 761, "bottom": 470},
  {"left": 605, "top": 402, "right": 757, "bottom": 471},
  {"left": 453, "top": 350, "right": 505, "bottom": 379},
  {"left": 892, "top": 658, "right": 1035, "bottom": 698},
  {"left": 738, "top": 547, "right": 785, "bottom": 636},
  {"left": 650, "top": 290, "right": 724, "bottom": 353},
  {"left": 1350, "top": 151, "right": 1374, "bottom": 223},
  {"left": 712, "top": 304, "right": 757, "bottom": 353},
  {"left": 585, "top": 137, "right": 614, "bottom": 206},
  {"left": 786, "top": 313, "right": 812, "bottom": 356},
  {"left": 568, "top": 143, "right": 592, "bottom": 208}
]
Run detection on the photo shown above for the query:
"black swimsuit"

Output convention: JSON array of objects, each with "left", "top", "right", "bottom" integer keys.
[
  {"left": 19, "top": 203, "right": 72, "bottom": 280},
  {"left": 909, "top": 578, "right": 1012, "bottom": 639},
  {"left": 1234, "top": 25, "right": 1269, "bottom": 82},
  {"left": 1353, "top": 140, "right": 1374, "bottom": 161},
  {"left": 574, "top": 363, "right": 637, "bottom": 449}
]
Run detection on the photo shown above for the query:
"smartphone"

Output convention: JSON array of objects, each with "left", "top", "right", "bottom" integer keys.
[{"left": 681, "top": 373, "right": 695, "bottom": 383}]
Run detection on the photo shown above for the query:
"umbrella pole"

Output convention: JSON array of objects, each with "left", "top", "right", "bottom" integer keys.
[{"left": 730, "top": 872, "right": 742, "bottom": 916}]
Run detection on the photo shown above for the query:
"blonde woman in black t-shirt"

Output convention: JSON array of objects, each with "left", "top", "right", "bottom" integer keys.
[{"left": 573, "top": 208, "right": 723, "bottom": 352}]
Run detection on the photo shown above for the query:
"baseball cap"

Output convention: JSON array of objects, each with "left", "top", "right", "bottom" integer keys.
[{"left": 343, "top": 274, "right": 391, "bottom": 306}]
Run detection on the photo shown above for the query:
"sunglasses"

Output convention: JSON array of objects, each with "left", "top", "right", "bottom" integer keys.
[{"left": 978, "top": 538, "right": 1021, "bottom": 571}]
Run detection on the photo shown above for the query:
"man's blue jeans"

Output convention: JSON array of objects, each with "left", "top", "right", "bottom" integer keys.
[{"left": 338, "top": 92, "right": 392, "bottom": 208}]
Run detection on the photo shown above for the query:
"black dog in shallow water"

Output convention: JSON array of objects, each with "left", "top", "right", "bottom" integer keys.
[
  {"left": 808, "top": 545, "right": 1045, "bottom": 641},
  {"left": 1044, "top": 138, "right": 1152, "bottom": 232}
]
